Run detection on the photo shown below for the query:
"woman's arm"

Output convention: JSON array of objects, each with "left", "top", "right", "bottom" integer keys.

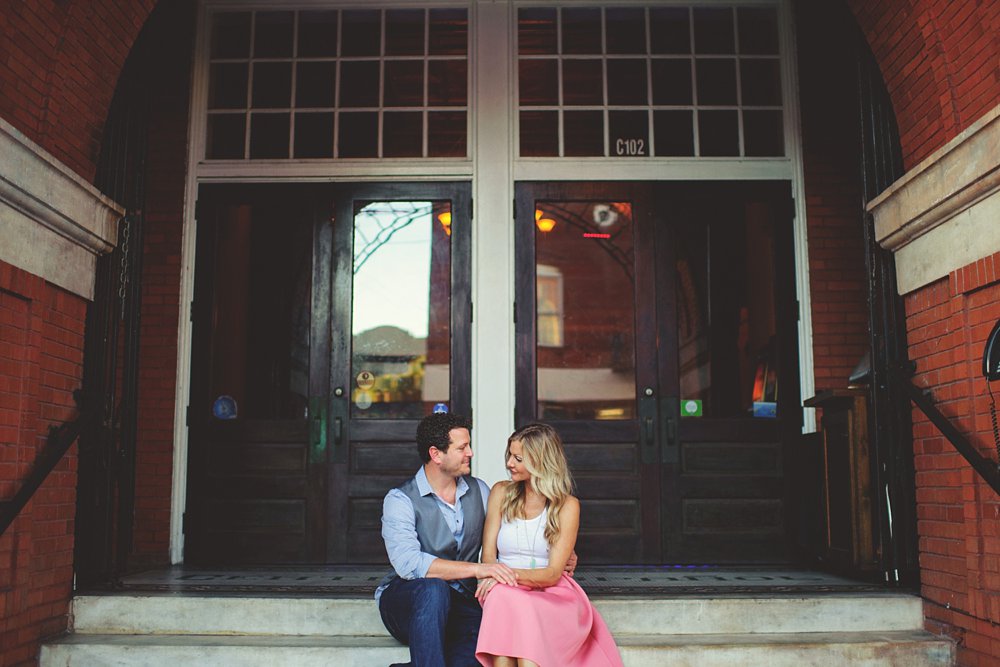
[
  {"left": 481, "top": 481, "right": 508, "bottom": 565},
  {"left": 511, "top": 496, "right": 580, "bottom": 589}
]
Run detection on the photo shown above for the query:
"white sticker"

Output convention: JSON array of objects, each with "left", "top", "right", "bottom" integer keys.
[
  {"left": 355, "top": 390, "right": 373, "bottom": 410},
  {"left": 356, "top": 371, "right": 376, "bottom": 390}
]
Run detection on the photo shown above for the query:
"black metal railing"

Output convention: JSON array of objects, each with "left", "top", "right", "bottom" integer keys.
[
  {"left": 0, "top": 394, "right": 91, "bottom": 536},
  {"left": 854, "top": 10, "right": 919, "bottom": 585},
  {"left": 899, "top": 369, "right": 1000, "bottom": 496}
]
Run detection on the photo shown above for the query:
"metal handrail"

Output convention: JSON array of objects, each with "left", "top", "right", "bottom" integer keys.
[
  {"left": 900, "top": 372, "right": 1000, "bottom": 496},
  {"left": 0, "top": 395, "right": 88, "bottom": 536}
]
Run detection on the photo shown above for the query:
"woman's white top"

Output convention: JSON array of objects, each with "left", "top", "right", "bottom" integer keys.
[{"left": 497, "top": 506, "right": 550, "bottom": 569}]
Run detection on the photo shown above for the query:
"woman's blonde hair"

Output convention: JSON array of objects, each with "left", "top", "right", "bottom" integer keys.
[{"left": 500, "top": 423, "right": 574, "bottom": 545}]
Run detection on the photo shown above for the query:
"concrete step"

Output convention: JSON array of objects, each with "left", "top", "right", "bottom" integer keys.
[
  {"left": 40, "top": 630, "right": 954, "bottom": 667},
  {"left": 71, "top": 592, "right": 927, "bottom": 636}
]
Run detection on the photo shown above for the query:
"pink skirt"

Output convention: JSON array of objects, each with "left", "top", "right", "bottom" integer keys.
[{"left": 475, "top": 574, "right": 624, "bottom": 667}]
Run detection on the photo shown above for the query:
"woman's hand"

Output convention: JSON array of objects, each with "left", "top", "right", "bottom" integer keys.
[
  {"left": 564, "top": 550, "right": 578, "bottom": 577},
  {"left": 475, "top": 562, "right": 518, "bottom": 586},
  {"left": 475, "top": 576, "right": 499, "bottom": 601}
]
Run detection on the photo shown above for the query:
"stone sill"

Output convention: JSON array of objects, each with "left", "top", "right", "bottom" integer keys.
[
  {"left": 0, "top": 117, "right": 122, "bottom": 300},
  {"left": 868, "top": 105, "right": 1000, "bottom": 295}
]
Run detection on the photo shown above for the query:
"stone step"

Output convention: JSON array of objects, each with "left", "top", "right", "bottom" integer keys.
[
  {"left": 41, "top": 630, "right": 954, "bottom": 667},
  {"left": 71, "top": 592, "right": 927, "bottom": 637}
]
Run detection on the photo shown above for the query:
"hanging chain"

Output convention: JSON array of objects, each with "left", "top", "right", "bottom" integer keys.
[
  {"left": 117, "top": 215, "right": 131, "bottom": 317},
  {"left": 988, "top": 381, "right": 1000, "bottom": 467}
]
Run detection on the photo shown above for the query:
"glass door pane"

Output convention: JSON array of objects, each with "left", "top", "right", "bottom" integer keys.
[
  {"left": 350, "top": 200, "right": 452, "bottom": 418},
  {"left": 534, "top": 201, "right": 636, "bottom": 420}
]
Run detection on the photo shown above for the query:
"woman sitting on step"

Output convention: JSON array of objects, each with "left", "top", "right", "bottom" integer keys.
[{"left": 474, "top": 423, "right": 624, "bottom": 667}]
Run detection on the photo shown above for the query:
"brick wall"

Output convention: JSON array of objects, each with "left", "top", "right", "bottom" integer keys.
[
  {"left": 0, "top": 0, "right": 157, "bottom": 182},
  {"left": 906, "top": 254, "right": 1000, "bottom": 665},
  {"left": 0, "top": 261, "right": 87, "bottom": 666},
  {"left": 796, "top": 1, "right": 870, "bottom": 394},
  {"left": 847, "top": 0, "right": 1000, "bottom": 168}
]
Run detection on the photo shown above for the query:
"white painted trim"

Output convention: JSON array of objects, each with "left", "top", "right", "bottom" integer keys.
[
  {"left": 868, "top": 104, "right": 1000, "bottom": 295},
  {"left": 0, "top": 118, "right": 122, "bottom": 300},
  {"left": 778, "top": 0, "right": 815, "bottom": 433},
  {"left": 170, "top": 0, "right": 214, "bottom": 564},
  {"left": 470, "top": 0, "right": 516, "bottom": 487}
]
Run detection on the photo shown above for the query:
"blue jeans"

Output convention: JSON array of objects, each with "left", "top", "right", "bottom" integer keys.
[{"left": 379, "top": 577, "right": 483, "bottom": 667}]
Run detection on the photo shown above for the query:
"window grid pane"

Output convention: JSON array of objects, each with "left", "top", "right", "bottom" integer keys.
[
  {"left": 516, "top": 5, "right": 784, "bottom": 158},
  {"left": 205, "top": 8, "right": 468, "bottom": 160}
]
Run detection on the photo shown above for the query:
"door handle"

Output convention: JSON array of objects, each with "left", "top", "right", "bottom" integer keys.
[
  {"left": 332, "top": 417, "right": 342, "bottom": 448},
  {"left": 661, "top": 396, "right": 680, "bottom": 464},
  {"left": 638, "top": 394, "right": 658, "bottom": 464},
  {"left": 309, "top": 397, "right": 327, "bottom": 462}
]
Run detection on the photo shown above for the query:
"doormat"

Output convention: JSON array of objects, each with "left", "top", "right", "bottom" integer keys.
[{"left": 103, "top": 565, "right": 886, "bottom": 597}]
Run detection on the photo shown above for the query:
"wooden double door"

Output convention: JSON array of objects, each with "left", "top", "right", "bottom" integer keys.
[
  {"left": 185, "top": 182, "right": 471, "bottom": 564},
  {"left": 515, "top": 181, "right": 801, "bottom": 563},
  {"left": 185, "top": 179, "right": 801, "bottom": 566}
]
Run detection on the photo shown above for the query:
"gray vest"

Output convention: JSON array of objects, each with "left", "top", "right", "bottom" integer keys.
[{"left": 381, "top": 474, "right": 485, "bottom": 594}]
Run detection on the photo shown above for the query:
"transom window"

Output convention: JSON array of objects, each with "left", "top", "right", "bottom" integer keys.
[
  {"left": 517, "top": 6, "right": 784, "bottom": 158},
  {"left": 205, "top": 8, "right": 469, "bottom": 160}
]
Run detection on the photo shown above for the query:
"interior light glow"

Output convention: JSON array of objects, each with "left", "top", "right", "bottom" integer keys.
[
  {"left": 535, "top": 208, "right": 556, "bottom": 233},
  {"left": 437, "top": 211, "right": 452, "bottom": 236}
]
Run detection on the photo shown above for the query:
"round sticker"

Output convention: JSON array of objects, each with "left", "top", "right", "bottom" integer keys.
[
  {"left": 432, "top": 403, "right": 449, "bottom": 414},
  {"left": 355, "top": 390, "right": 373, "bottom": 410},
  {"left": 212, "top": 395, "right": 238, "bottom": 420},
  {"left": 356, "top": 371, "right": 376, "bottom": 390}
]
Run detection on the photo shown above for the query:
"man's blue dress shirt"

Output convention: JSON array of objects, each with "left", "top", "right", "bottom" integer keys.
[{"left": 376, "top": 466, "right": 491, "bottom": 602}]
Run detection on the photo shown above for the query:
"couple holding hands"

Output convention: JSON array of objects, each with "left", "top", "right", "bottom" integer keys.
[{"left": 377, "top": 413, "right": 623, "bottom": 667}]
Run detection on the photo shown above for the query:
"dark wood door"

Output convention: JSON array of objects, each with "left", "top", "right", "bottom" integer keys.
[
  {"left": 515, "top": 182, "right": 665, "bottom": 563},
  {"left": 326, "top": 182, "right": 472, "bottom": 563},
  {"left": 660, "top": 182, "right": 801, "bottom": 563},
  {"left": 186, "top": 184, "right": 333, "bottom": 564},
  {"left": 186, "top": 182, "right": 471, "bottom": 565},
  {"left": 515, "top": 181, "right": 800, "bottom": 564}
]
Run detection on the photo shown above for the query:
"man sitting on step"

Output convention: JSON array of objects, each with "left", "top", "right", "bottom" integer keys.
[{"left": 376, "top": 412, "right": 517, "bottom": 667}]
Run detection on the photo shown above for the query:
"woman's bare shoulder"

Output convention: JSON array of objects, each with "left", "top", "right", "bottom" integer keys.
[{"left": 491, "top": 480, "right": 511, "bottom": 493}]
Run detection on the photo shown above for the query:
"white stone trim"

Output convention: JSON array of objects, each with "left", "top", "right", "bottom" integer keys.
[
  {"left": 869, "top": 104, "right": 1000, "bottom": 294},
  {"left": 0, "top": 118, "right": 122, "bottom": 300}
]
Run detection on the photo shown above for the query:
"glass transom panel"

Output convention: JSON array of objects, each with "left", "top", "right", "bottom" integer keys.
[
  {"left": 205, "top": 8, "right": 469, "bottom": 160},
  {"left": 517, "top": 5, "right": 784, "bottom": 158}
]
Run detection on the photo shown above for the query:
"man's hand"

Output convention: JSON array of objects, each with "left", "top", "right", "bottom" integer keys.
[
  {"left": 475, "top": 562, "right": 518, "bottom": 586},
  {"left": 475, "top": 576, "right": 498, "bottom": 601},
  {"left": 564, "top": 550, "right": 578, "bottom": 577}
]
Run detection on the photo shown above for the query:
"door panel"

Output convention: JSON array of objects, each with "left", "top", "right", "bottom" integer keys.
[
  {"left": 328, "top": 183, "right": 472, "bottom": 563},
  {"left": 663, "top": 183, "right": 799, "bottom": 563},
  {"left": 186, "top": 184, "right": 330, "bottom": 564},
  {"left": 516, "top": 183, "right": 661, "bottom": 563},
  {"left": 515, "top": 181, "right": 799, "bottom": 564}
]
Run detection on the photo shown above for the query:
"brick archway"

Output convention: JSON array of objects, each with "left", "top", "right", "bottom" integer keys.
[{"left": 1, "top": 0, "right": 158, "bottom": 180}]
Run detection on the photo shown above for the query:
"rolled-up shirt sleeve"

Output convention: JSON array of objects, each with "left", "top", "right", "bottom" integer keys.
[{"left": 382, "top": 489, "right": 437, "bottom": 580}]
